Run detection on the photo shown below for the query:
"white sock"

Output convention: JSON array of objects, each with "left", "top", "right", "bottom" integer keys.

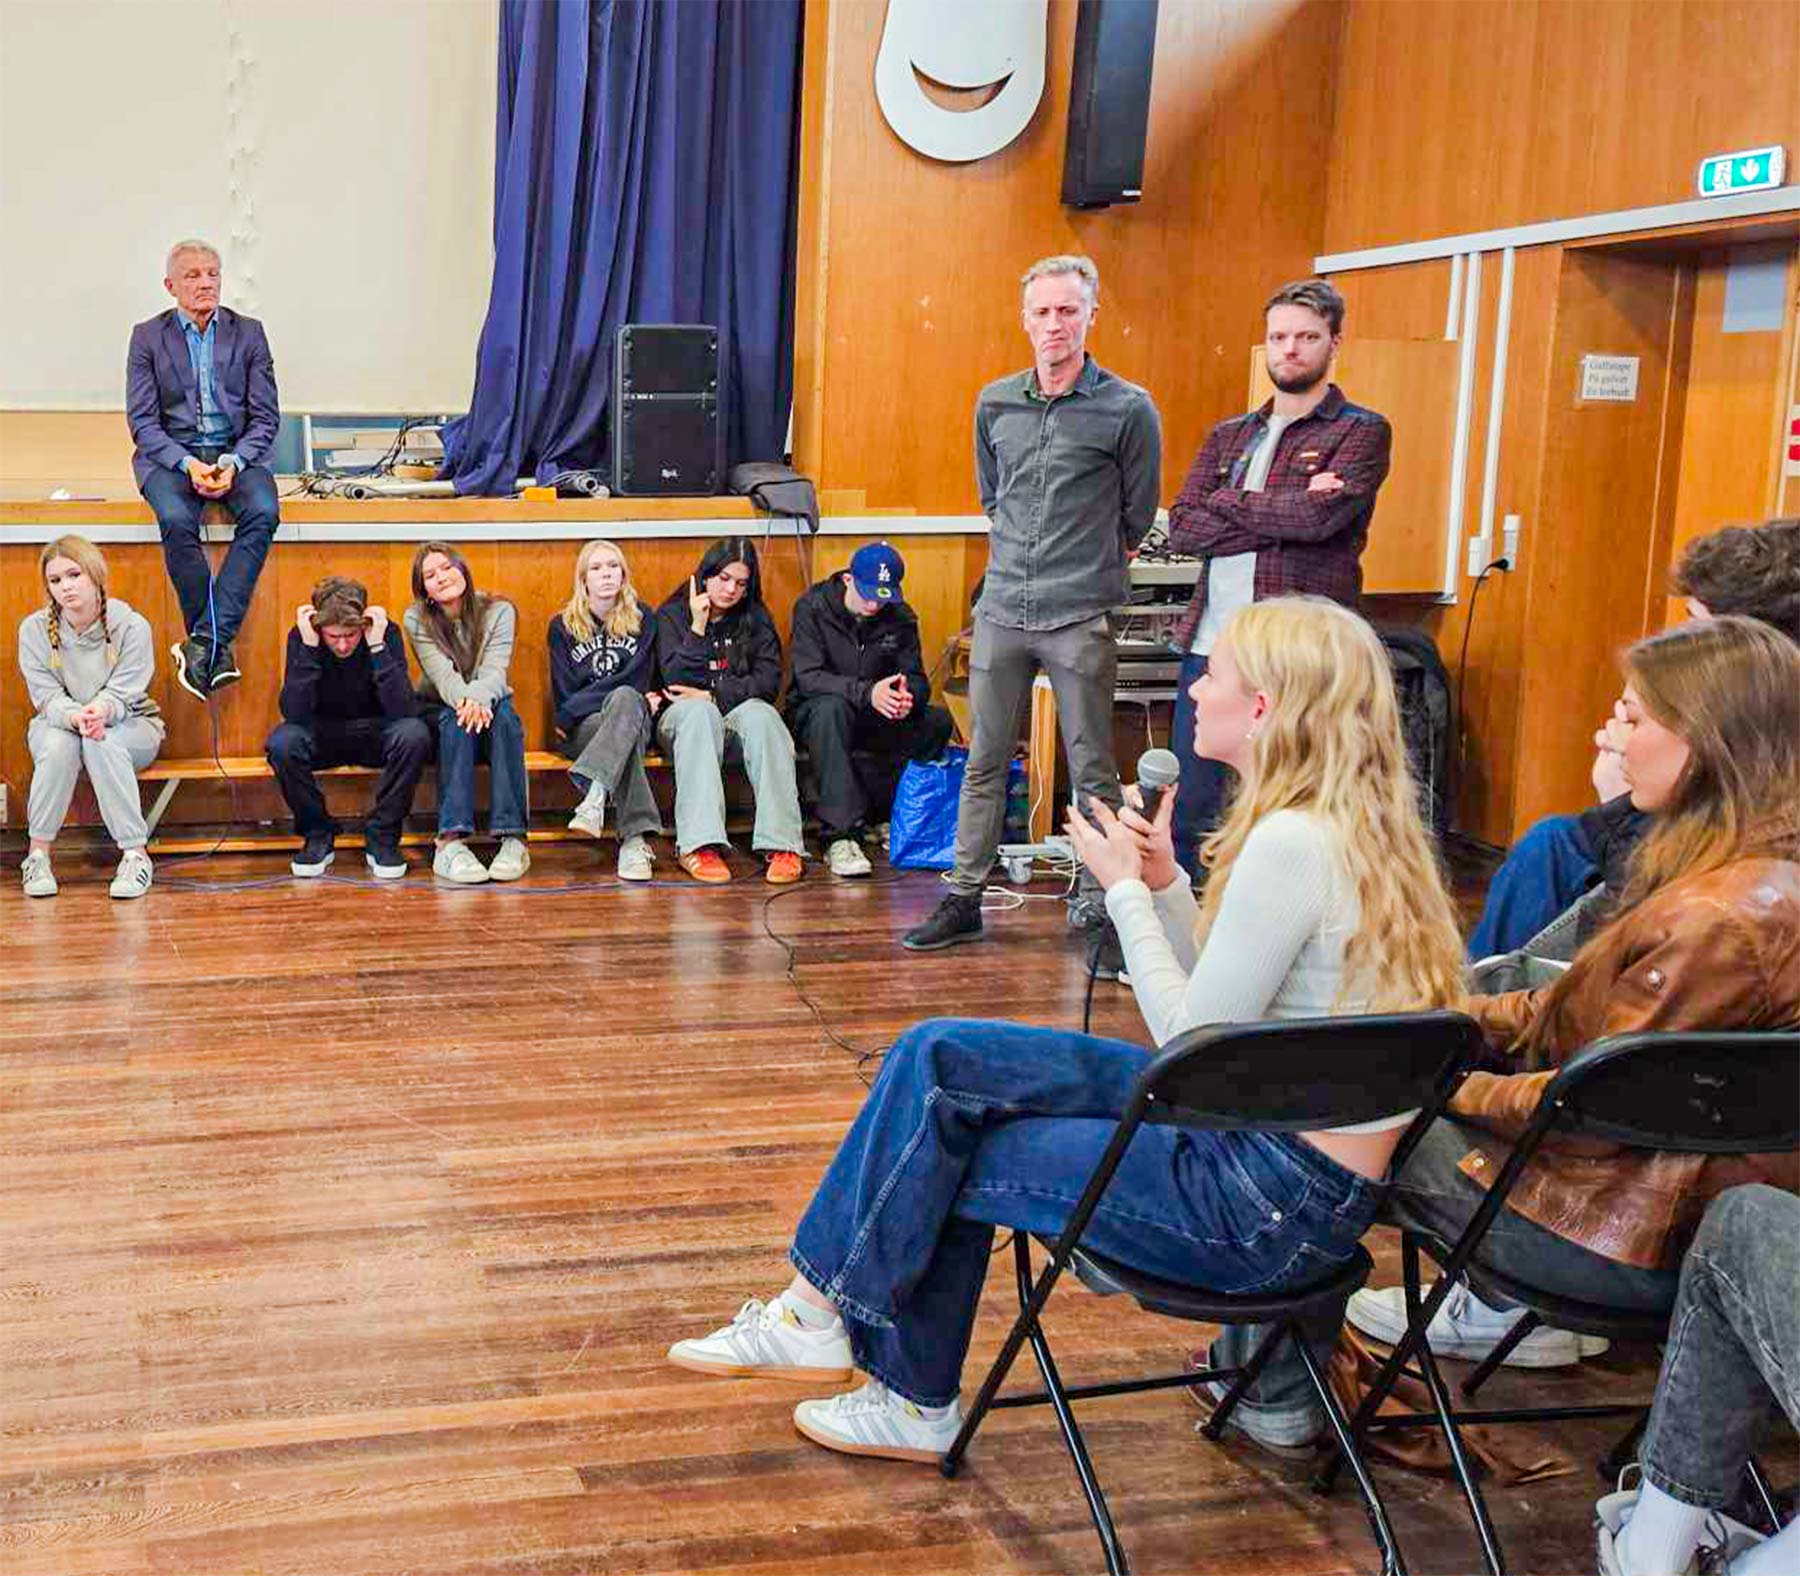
[
  {"left": 779, "top": 1289, "right": 840, "bottom": 1331},
  {"left": 1616, "top": 1482, "right": 1710, "bottom": 1575},
  {"left": 578, "top": 781, "right": 606, "bottom": 815},
  {"left": 909, "top": 1396, "right": 958, "bottom": 1420},
  {"left": 1731, "top": 1520, "right": 1797, "bottom": 1576}
]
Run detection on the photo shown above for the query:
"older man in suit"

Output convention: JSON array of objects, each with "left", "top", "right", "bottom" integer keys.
[{"left": 127, "top": 238, "right": 282, "bottom": 699}]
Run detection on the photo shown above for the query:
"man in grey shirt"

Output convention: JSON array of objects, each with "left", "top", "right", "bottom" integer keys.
[{"left": 904, "top": 254, "right": 1162, "bottom": 953}]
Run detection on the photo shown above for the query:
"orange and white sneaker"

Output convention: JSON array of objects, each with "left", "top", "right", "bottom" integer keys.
[
  {"left": 679, "top": 847, "right": 732, "bottom": 884},
  {"left": 764, "top": 850, "right": 804, "bottom": 885}
]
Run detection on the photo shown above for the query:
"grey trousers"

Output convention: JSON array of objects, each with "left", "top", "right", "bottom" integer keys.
[
  {"left": 656, "top": 696, "right": 803, "bottom": 857},
  {"left": 1641, "top": 1184, "right": 1799, "bottom": 1507},
  {"left": 560, "top": 689, "right": 663, "bottom": 841},
  {"left": 27, "top": 715, "right": 163, "bottom": 848},
  {"left": 949, "top": 613, "right": 1120, "bottom": 896}
]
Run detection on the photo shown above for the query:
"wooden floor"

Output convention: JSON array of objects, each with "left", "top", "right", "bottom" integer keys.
[{"left": 0, "top": 842, "right": 1692, "bottom": 1575}]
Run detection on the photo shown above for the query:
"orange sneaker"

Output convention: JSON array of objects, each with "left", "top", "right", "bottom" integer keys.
[
  {"left": 679, "top": 848, "right": 732, "bottom": 884},
  {"left": 764, "top": 851, "right": 804, "bottom": 885}
]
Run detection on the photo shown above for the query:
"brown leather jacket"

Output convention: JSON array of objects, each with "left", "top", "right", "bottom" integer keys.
[{"left": 1451, "top": 857, "right": 1800, "bottom": 1270}]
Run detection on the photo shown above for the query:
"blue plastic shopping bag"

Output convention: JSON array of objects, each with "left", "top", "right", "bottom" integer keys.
[{"left": 888, "top": 748, "right": 1025, "bottom": 869}]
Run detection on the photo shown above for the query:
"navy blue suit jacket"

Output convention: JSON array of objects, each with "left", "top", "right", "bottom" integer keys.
[{"left": 126, "top": 306, "right": 281, "bottom": 490}]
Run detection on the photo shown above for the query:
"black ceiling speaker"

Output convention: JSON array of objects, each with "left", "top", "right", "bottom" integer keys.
[
  {"left": 613, "top": 324, "right": 721, "bottom": 496},
  {"left": 1061, "top": 0, "right": 1159, "bottom": 210}
]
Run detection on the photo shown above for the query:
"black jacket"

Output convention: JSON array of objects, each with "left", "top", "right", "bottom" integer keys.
[
  {"left": 547, "top": 611, "right": 658, "bottom": 734},
  {"left": 787, "top": 576, "right": 932, "bottom": 711},
  {"left": 278, "top": 628, "right": 415, "bottom": 727},
  {"left": 652, "top": 590, "right": 783, "bottom": 714}
]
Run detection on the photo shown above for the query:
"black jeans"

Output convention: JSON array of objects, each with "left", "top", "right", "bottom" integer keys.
[
  {"left": 266, "top": 716, "right": 433, "bottom": 838},
  {"left": 140, "top": 455, "right": 281, "bottom": 645},
  {"left": 790, "top": 694, "right": 954, "bottom": 841}
]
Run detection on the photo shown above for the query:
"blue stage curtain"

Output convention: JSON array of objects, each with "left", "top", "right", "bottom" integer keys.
[{"left": 441, "top": 0, "right": 803, "bottom": 496}]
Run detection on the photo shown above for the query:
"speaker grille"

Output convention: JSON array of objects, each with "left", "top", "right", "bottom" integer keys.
[{"left": 613, "top": 323, "right": 721, "bottom": 495}]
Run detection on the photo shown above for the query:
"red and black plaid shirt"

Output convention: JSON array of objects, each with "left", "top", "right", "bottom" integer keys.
[{"left": 1168, "top": 384, "right": 1392, "bottom": 650}]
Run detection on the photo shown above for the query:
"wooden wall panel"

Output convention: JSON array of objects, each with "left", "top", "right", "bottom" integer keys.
[
  {"left": 794, "top": 0, "right": 1342, "bottom": 513},
  {"left": 1327, "top": 1, "right": 1800, "bottom": 254}
]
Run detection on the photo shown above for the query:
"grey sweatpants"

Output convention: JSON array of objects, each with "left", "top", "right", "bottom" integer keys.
[
  {"left": 27, "top": 715, "right": 163, "bottom": 848},
  {"left": 949, "top": 612, "right": 1120, "bottom": 896},
  {"left": 656, "top": 696, "right": 803, "bottom": 857}
]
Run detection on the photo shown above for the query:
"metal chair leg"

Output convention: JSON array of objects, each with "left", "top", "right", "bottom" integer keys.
[
  {"left": 1198, "top": 1319, "right": 1291, "bottom": 1441},
  {"left": 1461, "top": 1310, "right": 1542, "bottom": 1398},
  {"left": 1292, "top": 1329, "right": 1409, "bottom": 1576},
  {"left": 1414, "top": 1336, "right": 1507, "bottom": 1575}
]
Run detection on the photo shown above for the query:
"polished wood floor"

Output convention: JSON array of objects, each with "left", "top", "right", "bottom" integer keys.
[{"left": 0, "top": 841, "right": 1692, "bottom": 1575}]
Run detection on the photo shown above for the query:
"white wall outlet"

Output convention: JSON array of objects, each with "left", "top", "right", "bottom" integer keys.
[
  {"left": 0, "top": 782, "right": 8, "bottom": 822},
  {"left": 1502, "top": 512, "right": 1522, "bottom": 566},
  {"left": 1467, "top": 534, "right": 1493, "bottom": 578}
]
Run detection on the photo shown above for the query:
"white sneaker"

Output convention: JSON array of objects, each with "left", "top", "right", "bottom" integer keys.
[
  {"left": 109, "top": 849, "right": 153, "bottom": 901},
  {"left": 667, "top": 1296, "right": 855, "bottom": 1382},
  {"left": 569, "top": 789, "right": 605, "bottom": 838},
  {"left": 1594, "top": 1470, "right": 1765, "bottom": 1576},
  {"left": 1347, "top": 1282, "right": 1607, "bottom": 1367},
  {"left": 21, "top": 849, "right": 57, "bottom": 898},
  {"left": 617, "top": 834, "right": 654, "bottom": 882},
  {"left": 432, "top": 840, "right": 490, "bottom": 884},
  {"left": 488, "top": 836, "right": 530, "bottom": 882},
  {"left": 825, "top": 837, "right": 873, "bottom": 878},
  {"left": 793, "top": 1380, "right": 963, "bottom": 1464}
]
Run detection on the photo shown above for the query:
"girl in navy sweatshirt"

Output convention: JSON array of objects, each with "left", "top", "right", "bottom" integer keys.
[{"left": 548, "top": 540, "right": 663, "bottom": 881}]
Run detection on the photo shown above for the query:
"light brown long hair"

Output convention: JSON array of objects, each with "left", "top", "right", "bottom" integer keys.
[
  {"left": 409, "top": 540, "right": 505, "bottom": 680},
  {"left": 560, "top": 539, "right": 644, "bottom": 643},
  {"left": 1195, "top": 597, "right": 1466, "bottom": 1012},
  {"left": 1614, "top": 615, "right": 1800, "bottom": 908},
  {"left": 39, "top": 535, "right": 116, "bottom": 671}
]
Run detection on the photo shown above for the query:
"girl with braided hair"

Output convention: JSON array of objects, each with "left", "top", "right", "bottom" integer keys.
[{"left": 17, "top": 536, "right": 165, "bottom": 898}]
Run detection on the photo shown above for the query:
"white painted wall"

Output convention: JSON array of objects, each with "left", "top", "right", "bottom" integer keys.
[{"left": 0, "top": 0, "right": 497, "bottom": 412}]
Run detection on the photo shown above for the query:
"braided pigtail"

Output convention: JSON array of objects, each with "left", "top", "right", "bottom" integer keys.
[
  {"left": 45, "top": 593, "right": 62, "bottom": 671},
  {"left": 98, "top": 587, "right": 117, "bottom": 669}
]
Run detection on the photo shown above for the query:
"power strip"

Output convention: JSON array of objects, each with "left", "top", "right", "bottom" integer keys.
[{"left": 996, "top": 836, "right": 1074, "bottom": 884}]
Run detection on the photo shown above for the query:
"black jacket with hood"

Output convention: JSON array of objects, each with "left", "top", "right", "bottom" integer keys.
[
  {"left": 787, "top": 575, "right": 932, "bottom": 712},
  {"left": 652, "top": 546, "right": 783, "bottom": 714}
]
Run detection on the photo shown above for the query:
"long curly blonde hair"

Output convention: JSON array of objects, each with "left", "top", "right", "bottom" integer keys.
[{"left": 1195, "top": 597, "right": 1465, "bottom": 1012}]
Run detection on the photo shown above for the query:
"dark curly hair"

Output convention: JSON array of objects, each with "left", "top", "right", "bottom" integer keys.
[{"left": 1670, "top": 519, "right": 1800, "bottom": 643}]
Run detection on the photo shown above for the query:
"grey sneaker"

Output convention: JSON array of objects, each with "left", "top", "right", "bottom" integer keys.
[
  {"left": 488, "top": 836, "right": 531, "bottom": 882},
  {"left": 825, "top": 837, "right": 873, "bottom": 878},
  {"left": 616, "top": 835, "right": 654, "bottom": 882},
  {"left": 569, "top": 788, "right": 605, "bottom": 838},
  {"left": 109, "top": 849, "right": 153, "bottom": 900},
  {"left": 21, "top": 849, "right": 57, "bottom": 898},
  {"left": 432, "top": 840, "right": 490, "bottom": 884}
]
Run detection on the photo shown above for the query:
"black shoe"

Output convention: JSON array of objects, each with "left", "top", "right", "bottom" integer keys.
[
  {"left": 902, "top": 892, "right": 984, "bottom": 951},
  {"left": 170, "top": 638, "right": 213, "bottom": 700},
  {"left": 365, "top": 832, "right": 408, "bottom": 881},
  {"left": 290, "top": 831, "right": 336, "bottom": 877},
  {"left": 207, "top": 643, "right": 241, "bottom": 692}
]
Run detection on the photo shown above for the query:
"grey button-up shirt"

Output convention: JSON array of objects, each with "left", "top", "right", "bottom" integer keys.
[{"left": 974, "top": 355, "right": 1163, "bottom": 632}]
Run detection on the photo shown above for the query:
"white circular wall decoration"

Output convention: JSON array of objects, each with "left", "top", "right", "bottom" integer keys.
[{"left": 875, "top": 0, "right": 1048, "bottom": 164}]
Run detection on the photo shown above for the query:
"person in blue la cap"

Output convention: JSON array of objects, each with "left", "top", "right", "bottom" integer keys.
[{"left": 788, "top": 542, "right": 955, "bottom": 877}]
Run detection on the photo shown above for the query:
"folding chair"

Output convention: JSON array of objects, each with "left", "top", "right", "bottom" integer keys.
[
  {"left": 938, "top": 1010, "right": 1486, "bottom": 1576},
  {"left": 1314, "top": 1029, "right": 1800, "bottom": 1576}
]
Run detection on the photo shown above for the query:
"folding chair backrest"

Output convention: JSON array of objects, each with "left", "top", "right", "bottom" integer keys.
[
  {"left": 1545, "top": 1030, "right": 1800, "bottom": 1154},
  {"left": 1138, "top": 1011, "right": 1485, "bottom": 1134}
]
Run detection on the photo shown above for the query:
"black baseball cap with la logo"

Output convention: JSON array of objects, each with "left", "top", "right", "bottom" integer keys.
[{"left": 849, "top": 542, "right": 904, "bottom": 603}]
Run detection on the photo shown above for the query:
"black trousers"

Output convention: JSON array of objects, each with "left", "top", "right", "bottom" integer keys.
[
  {"left": 790, "top": 694, "right": 954, "bottom": 841},
  {"left": 266, "top": 716, "right": 433, "bottom": 838}
]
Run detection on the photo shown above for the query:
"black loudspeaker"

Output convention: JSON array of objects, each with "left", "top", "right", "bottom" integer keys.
[
  {"left": 612, "top": 324, "right": 721, "bottom": 495},
  {"left": 1061, "top": 0, "right": 1159, "bottom": 209}
]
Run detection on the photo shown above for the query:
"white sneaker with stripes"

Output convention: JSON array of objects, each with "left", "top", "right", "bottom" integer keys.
[
  {"left": 667, "top": 1296, "right": 854, "bottom": 1383},
  {"left": 793, "top": 1380, "right": 963, "bottom": 1464}
]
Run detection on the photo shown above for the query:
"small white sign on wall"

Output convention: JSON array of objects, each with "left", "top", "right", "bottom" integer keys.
[{"left": 1579, "top": 354, "right": 1641, "bottom": 403}]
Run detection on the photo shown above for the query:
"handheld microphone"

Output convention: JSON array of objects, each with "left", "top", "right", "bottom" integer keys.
[{"left": 1132, "top": 748, "right": 1182, "bottom": 823}]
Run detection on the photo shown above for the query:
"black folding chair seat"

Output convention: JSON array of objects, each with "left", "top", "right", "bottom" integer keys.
[{"left": 938, "top": 1010, "right": 1487, "bottom": 1576}]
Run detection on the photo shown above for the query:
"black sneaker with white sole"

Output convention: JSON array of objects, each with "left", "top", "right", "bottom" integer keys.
[
  {"left": 901, "top": 892, "right": 983, "bottom": 951},
  {"left": 365, "top": 833, "right": 408, "bottom": 881},
  {"left": 170, "top": 638, "right": 214, "bottom": 700},
  {"left": 290, "top": 831, "right": 336, "bottom": 877},
  {"left": 207, "top": 643, "right": 241, "bottom": 692}
]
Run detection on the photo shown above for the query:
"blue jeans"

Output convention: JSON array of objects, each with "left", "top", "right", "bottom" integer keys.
[
  {"left": 789, "top": 1017, "right": 1383, "bottom": 1407},
  {"left": 1170, "top": 652, "right": 1233, "bottom": 878},
  {"left": 140, "top": 458, "right": 281, "bottom": 645},
  {"left": 1466, "top": 812, "right": 1598, "bottom": 959},
  {"left": 427, "top": 696, "right": 529, "bottom": 838}
]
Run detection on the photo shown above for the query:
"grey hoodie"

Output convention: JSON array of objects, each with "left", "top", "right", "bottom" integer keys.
[{"left": 18, "top": 598, "right": 165, "bottom": 735}]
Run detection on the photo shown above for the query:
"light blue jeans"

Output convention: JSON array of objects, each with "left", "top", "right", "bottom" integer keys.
[{"left": 657, "top": 696, "right": 803, "bottom": 856}]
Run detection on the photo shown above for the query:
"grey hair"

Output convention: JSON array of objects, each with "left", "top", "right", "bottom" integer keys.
[
  {"left": 165, "top": 238, "right": 221, "bottom": 279},
  {"left": 1020, "top": 254, "right": 1099, "bottom": 309}
]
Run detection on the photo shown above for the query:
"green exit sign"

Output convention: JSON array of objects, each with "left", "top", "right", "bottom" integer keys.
[{"left": 1696, "top": 146, "right": 1786, "bottom": 197}]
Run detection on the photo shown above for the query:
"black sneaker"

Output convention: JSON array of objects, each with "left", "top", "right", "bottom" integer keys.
[
  {"left": 365, "top": 832, "right": 407, "bottom": 881},
  {"left": 207, "top": 643, "right": 241, "bottom": 692},
  {"left": 170, "top": 638, "right": 213, "bottom": 700},
  {"left": 290, "top": 831, "right": 336, "bottom": 877},
  {"left": 902, "top": 892, "right": 984, "bottom": 951}
]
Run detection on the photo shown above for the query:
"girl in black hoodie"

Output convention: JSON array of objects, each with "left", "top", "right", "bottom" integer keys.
[{"left": 652, "top": 537, "right": 804, "bottom": 884}]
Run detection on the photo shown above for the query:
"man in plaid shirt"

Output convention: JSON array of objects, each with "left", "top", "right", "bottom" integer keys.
[{"left": 1167, "top": 278, "right": 1391, "bottom": 876}]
